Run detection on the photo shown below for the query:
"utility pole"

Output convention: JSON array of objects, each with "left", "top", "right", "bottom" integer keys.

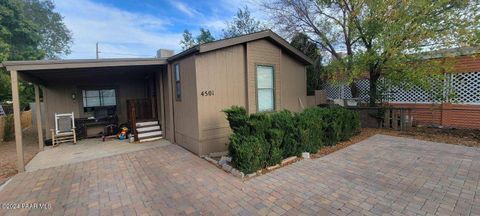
[{"left": 96, "top": 42, "right": 99, "bottom": 59}]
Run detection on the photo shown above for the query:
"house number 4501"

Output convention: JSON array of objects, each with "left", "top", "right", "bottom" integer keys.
[{"left": 200, "top": 90, "right": 214, "bottom": 96}]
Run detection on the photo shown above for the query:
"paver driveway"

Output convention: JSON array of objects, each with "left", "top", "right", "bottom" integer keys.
[{"left": 0, "top": 134, "right": 479, "bottom": 216}]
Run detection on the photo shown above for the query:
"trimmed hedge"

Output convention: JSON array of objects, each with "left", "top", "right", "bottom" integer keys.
[{"left": 224, "top": 106, "right": 361, "bottom": 174}]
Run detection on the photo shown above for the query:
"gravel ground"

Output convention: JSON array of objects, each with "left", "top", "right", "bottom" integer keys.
[{"left": 0, "top": 127, "right": 39, "bottom": 184}]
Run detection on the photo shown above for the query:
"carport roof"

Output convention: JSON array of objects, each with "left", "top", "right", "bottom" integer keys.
[{"left": 1, "top": 58, "right": 167, "bottom": 72}]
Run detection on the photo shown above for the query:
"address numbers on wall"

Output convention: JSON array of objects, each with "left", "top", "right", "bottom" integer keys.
[{"left": 200, "top": 90, "right": 215, "bottom": 96}]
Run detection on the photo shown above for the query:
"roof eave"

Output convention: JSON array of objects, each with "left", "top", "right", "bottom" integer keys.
[
  {"left": 167, "top": 30, "right": 314, "bottom": 65},
  {"left": 167, "top": 46, "right": 200, "bottom": 62},
  {"left": 1, "top": 58, "right": 167, "bottom": 71}
]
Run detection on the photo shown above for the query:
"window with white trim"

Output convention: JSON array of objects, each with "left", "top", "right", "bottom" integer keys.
[{"left": 256, "top": 65, "right": 275, "bottom": 112}]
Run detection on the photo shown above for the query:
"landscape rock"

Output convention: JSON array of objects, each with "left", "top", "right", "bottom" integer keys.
[
  {"left": 302, "top": 152, "right": 310, "bottom": 159},
  {"left": 218, "top": 156, "right": 232, "bottom": 165},
  {"left": 203, "top": 156, "right": 218, "bottom": 165},
  {"left": 281, "top": 156, "right": 297, "bottom": 166},
  {"left": 266, "top": 164, "right": 280, "bottom": 171},
  {"left": 246, "top": 173, "right": 256, "bottom": 178},
  {"left": 209, "top": 151, "right": 228, "bottom": 158},
  {"left": 231, "top": 168, "right": 244, "bottom": 179},
  {"left": 222, "top": 164, "right": 232, "bottom": 172}
]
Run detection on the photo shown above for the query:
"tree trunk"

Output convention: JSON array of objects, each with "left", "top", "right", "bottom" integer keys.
[
  {"left": 369, "top": 70, "right": 380, "bottom": 107},
  {"left": 350, "top": 82, "right": 359, "bottom": 98}
]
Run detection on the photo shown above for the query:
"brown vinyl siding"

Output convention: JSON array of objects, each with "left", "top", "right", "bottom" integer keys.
[
  {"left": 171, "top": 55, "right": 201, "bottom": 154},
  {"left": 163, "top": 64, "right": 174, "bottom": 141},
  {"left": 247, "top": 40, "right": 282, "bottom": 113},
  {"left": 195, "top": 44, "right": 246, "bottom": 154},
  {"left": 186, "top": 39, "right": 307, "bottom": 155},
  {"left": 280, "top": 52, "right": 307, "bottom": 112}
]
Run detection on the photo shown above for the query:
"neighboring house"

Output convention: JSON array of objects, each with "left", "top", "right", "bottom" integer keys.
[
  {"left": 322, "top": 47, "right": 480, "bottom": 129},
  {"left": 1, "top": 30, "right": 312, "bottom": 171}
]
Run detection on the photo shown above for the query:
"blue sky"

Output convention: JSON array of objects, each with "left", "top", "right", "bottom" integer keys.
[{"left": 54, "top": 0, "right": 264, "bottom": 59}]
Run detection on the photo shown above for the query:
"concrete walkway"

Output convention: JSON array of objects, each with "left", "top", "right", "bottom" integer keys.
[
  {"left": 1, "top": 135, "right": 479, "bottom": 215},
  {"left": 25, "top": 138, "right": 170, "bottom": 172}
]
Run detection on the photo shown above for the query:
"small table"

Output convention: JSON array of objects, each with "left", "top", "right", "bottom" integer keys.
[{"left": 75, "top": 116, "right": 117, "bottom": 139}]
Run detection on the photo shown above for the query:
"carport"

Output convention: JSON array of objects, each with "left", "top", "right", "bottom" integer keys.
[{"left": 1, "top": 58, "right": 172, "bottom": 172}]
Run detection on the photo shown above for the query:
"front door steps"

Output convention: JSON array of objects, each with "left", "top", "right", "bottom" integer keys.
[{"left": 135, "top": 120, "right": 162, "bottom": 142}]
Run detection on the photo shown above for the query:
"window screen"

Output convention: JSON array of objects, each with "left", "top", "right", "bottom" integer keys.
[
  {"left": 256, "top": 65, "right": 274, "bottom": 112},
  {"left": 174, "top": 63, "right": 181, "bottom": 101},
  {"left": 82, "top": 89, "right": 117, "bottom": 108}
]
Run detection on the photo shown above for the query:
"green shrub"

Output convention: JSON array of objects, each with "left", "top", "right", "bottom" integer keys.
[
  {"left": 3, "top": 115, "right": 14, "bottom": 141},
  {"left": 223, "top": 106, "right": 361, "bottom": 173},
  {"left": 248, "top": 113, "right": 271, "bottom": 136},
  {"left": 222, "top": 106, "right": 249, "bottom": 135},
  {"left": 323, "top": 108, "right": 343, "bottom": 145},
  {"left": 265, "top": 128, "right": 283, "bottom": 166},
  {"left": 270, "top": 110, "right": 300, "bottom": 157},
  {"left": 297, "top": 108, "right": 325, "bottom": 153},
  {"left": 228, "top": 133, "right": 266, "bottom": 174}
]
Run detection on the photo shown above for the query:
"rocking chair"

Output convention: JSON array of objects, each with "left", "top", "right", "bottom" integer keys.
[{"left": 51, "top": 112, "right": 77, "bottom": 146}]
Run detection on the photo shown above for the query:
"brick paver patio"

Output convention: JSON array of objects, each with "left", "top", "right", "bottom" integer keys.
[{"left": 0, "top": 134, "right": 479, "bottom": 215}]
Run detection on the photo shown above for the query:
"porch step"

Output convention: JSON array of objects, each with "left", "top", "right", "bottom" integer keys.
[
  {"left": 136, "top": 121, "right": 158, "bottom": 127},
  {"left": 139, "top": 136, "right": 163, "bottom": 143},
  {"left": 138, "top": 130, "right": 162, "bottom": 139},
  {"left": 135, "top": 120, "right": 162, "bottom": 142},
  {"left": 136, "top": 125, "right": 160, "bottom": 133}
]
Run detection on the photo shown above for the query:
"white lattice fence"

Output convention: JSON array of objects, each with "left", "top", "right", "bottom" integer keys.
[
  {"left": 322, "top": 71, "right": 480, "bottom": 105},
  {"left": 355, "top": 80, "right": 370, "bottom": 101},
  {"left": 323, "top": 80, "right": 369, "bottom": 101},
  {"left": 323, "top": 83, "right": 342, "bottom": 99},
  {"left": 449, "top": 72, "right": 480, "bottom": 104},
  {"left": 384, "top": 76, "right": 445, "bottom": 104}
]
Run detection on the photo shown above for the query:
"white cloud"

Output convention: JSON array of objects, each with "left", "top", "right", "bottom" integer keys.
[
  {"left": 201, "top": 19, "right": 227, "bottom": 32},
  {"left": 55, "top": 0, "right": 183, "bottom": 59},
  {"left": 54, "top": 0, "right": 271, "bottom": 59},
  {"left": 169, "top": 0, "right": 202, "bottom": 17}
]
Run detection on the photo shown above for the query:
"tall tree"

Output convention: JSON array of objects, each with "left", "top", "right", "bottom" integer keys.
[
  {"left": 0, "top": 0, "right": 44, "bottom": 61},
  {"left": 180, "top": 29, "right": 195, "bottom": 50},
  {"left": 179, "top": 28, "right": 215, "bottom": 50},
  {"left": 0, "top": 0, "right": 72, "bottom": 107},
  {"left": 265, "top": 0, "right": 480, "bottom": 105},
  {"left": 23, "top": 0, "right": 72, "bottom": 59},
  {"left": 290, "top": 33, "right": 323, "bottom": 95},
  {"left": 196, "top": 28, "right": 215, "bottom": 44},
  {"left": 222, "top": 6, "right": 265, "bottom": 38}
]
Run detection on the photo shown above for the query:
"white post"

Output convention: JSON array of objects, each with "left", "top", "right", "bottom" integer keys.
[{"left": 10, "top": 70, "right": 25, "bottom": 172}]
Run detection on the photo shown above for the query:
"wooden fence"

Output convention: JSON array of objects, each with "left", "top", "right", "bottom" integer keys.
[
  {"left": 306, "top": 90, "right": 327, "bottom": 107},
  {"left": 0, "top": 110, "right": 32, "bottom": 142}
]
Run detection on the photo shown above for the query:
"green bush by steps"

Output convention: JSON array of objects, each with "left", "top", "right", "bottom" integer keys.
[{"left": 223, "top": 106, "right": 360, "bottom": 174}]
